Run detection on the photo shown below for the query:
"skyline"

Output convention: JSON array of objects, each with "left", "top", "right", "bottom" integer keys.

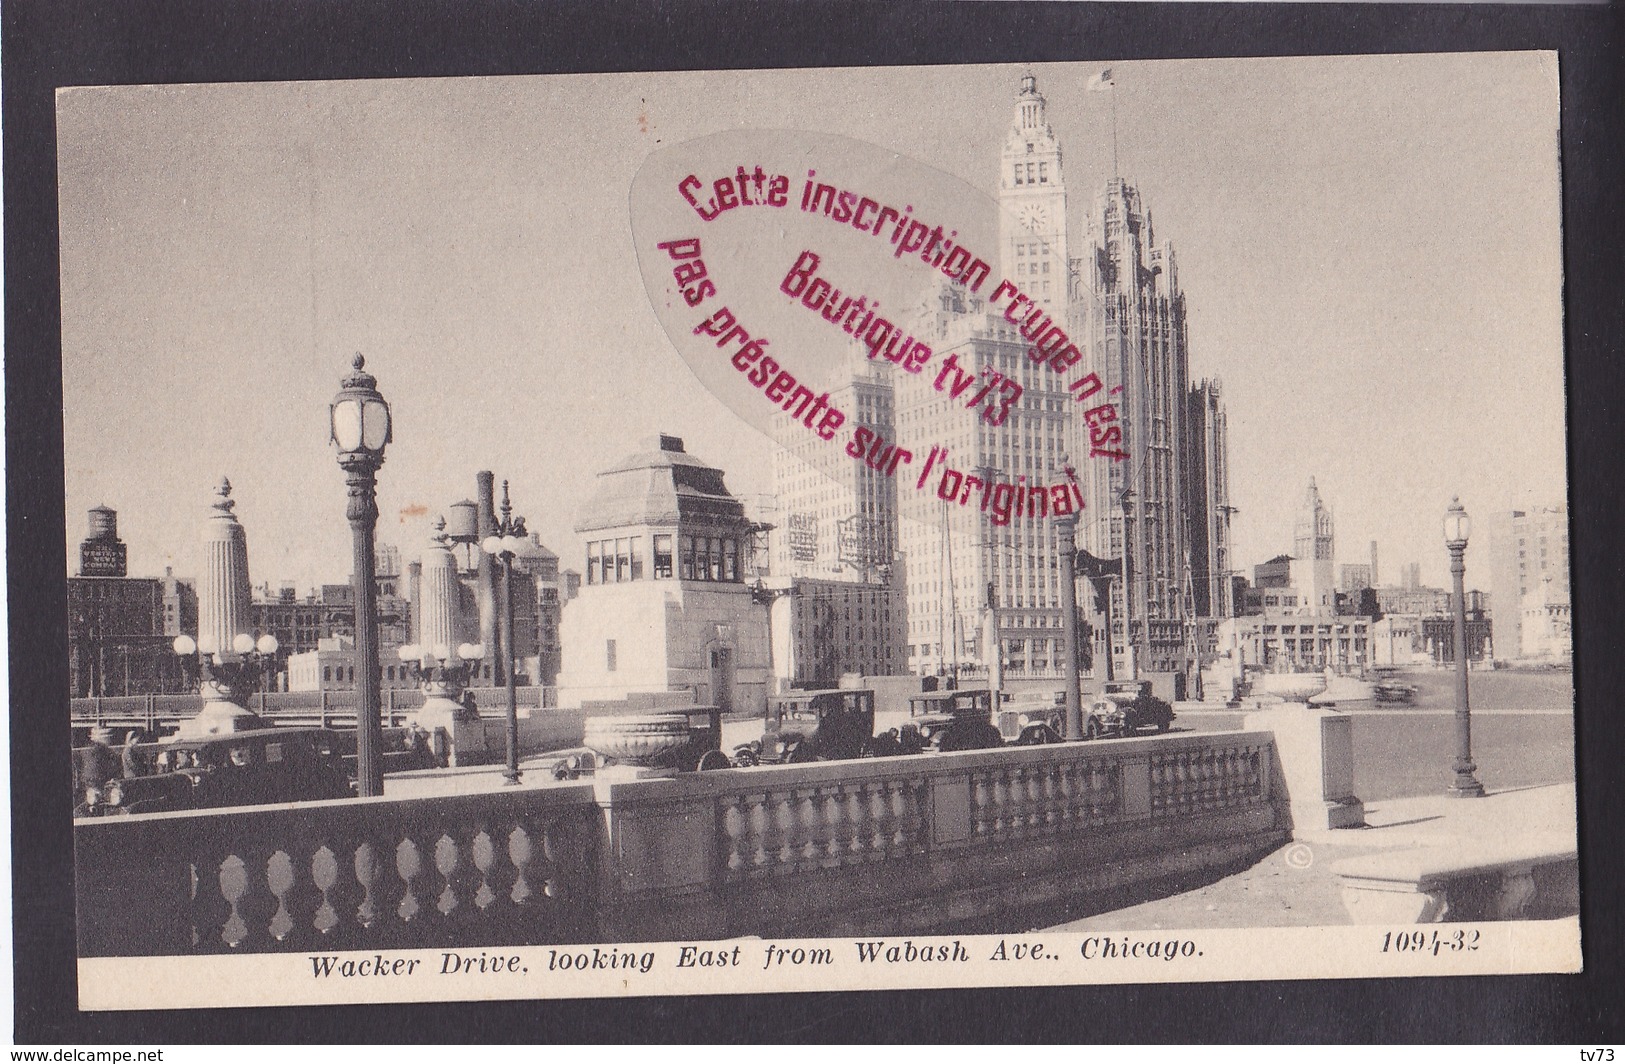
[{"left": 58, "top": 54, "right": 1566, "bottom": 595}]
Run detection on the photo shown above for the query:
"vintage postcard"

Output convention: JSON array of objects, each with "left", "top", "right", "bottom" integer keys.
[{"left": 58, "top": 52, "right": 1577, "bottom": 1013}]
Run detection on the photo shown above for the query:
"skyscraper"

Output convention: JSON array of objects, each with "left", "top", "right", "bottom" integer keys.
[
  {"left": 770, "top": 352, "right": 899, "bottom": 584},
  {"left": 893, "top": 74, "right": 1081, "bottom": 681},
  {"left": 1072, "top": 179, "right": 1198, "bottom": 677},
  {"left": 771, "top": 72, "right": 1229, "bottom": 688}
]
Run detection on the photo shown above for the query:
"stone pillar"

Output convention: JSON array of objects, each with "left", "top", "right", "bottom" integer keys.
[
  {"left": 414, "top": 520, "right": 471, "bottom": 738},
  {"left": 176, "top": 477, "right": 267, "bottom": 737},
  {"left": 419, "top": 529, "right": 459, "bottom": 656},
  {"left": 1244, "top": 673, "right": 1364, "bottom": 834},
  {"left": 199, "top": 477, "right": 251, "bottom": 659}
]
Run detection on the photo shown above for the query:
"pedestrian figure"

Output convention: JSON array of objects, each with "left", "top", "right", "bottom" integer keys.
[{"left": 121, "top": 730, "right": 148, "bottom": 778}]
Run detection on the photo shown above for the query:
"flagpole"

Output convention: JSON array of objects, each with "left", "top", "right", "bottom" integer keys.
[{"left": 1110, "top": 78, "right": 1119, "bottom": 178}]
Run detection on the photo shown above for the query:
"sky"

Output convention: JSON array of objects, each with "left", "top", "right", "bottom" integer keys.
[{"left": 57, "top": 53, "right": 1566, "bottom": 593}]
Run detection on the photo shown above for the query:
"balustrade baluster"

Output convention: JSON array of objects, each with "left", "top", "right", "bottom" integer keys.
[
  {"left": 747, "top": 794, "right": 773, "bottom": 870},
  {"left": 1039, "top": 764, "right": 1060, "bottom": 829},
  {"left": 721, "top": 797, "right": 751, "bottom": 874},
  {"left": 991, "top": 768, "right": 1011, "bottom": 835},
  {"left": 433, "top": 833, "right": 462, "bottom": 918},
  {"left": 395, "top": 837, "right": 424, "bottom": 924},
  {"left": 867, "top": 780, "right": 892, "bottom": 854},
  {"left": 1057, "top": 761, "right": 1079, "bottom": 827},
  {"left": 354, "top": 841, "right": 383, "bottom": 928},
  {"left": 773, "top": 791, "right": 798, "bottom": 868},
  {"left": 539, "top": 818, "right": 578, "bottom": 905},
  {"left": 889, "top": 780, "right": 911, "bottom": 847},
  {"left": 266, "top": 850, "right": 296, "bottom": 943},
  {"left": 216, "top": 854, "right": 252, "bottom": 949},
  {"left": 1006, "top": 766, "right": 1027, "bottom": 833},
  {"left": 796, "top": 789, "right": 821, "bottom": 864},
  {"left": 1025, "top": 766, "right": 1044, "bottom": 830},
  {"left": 818, "top": 786, "right": 845, "bottom": 864},
  {"left": 844, "top": 783, "right": 869, "bottom": 858},
  {"left": 507, "top": 824, "right": 536, "bottom": 905},
  {"left": 971, "top": 772, "right": 992, "bottom": 836},
  {"left": 311, "top": 844, "right": 342, "bottom": 938},
  {"left": 470, "top": 828, "right": 498, "bottom": 912}
]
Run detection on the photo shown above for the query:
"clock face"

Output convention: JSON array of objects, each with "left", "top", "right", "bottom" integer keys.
[{"left": 1018, "top": 204, "right": 1049, "bottom": 232}]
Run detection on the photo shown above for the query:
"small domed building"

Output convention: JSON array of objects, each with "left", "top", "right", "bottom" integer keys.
[{"left": 556, "top": 434, "right": 770, "bottom": 714}]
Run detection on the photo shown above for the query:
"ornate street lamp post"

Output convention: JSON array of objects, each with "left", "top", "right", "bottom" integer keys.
[
  {"left": 330, "top": 354, "right": 392, "bottom": 797},
  {"left": 1056, "top": 513, "right": 1085, "bottom": 741},
  {"left": 171, "top": 631, "right": 278, "bottom": 729},
  {"left": 481, "top": 481, "right": 527, "bottom": 786},
  {"left": 1444, "top": 497, "right": 1485, "bottom": 798}
]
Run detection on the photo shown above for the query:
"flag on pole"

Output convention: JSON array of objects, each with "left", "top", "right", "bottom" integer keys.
[{"left": 1088, "top": 69, "right": 1115, "bottom": 91}]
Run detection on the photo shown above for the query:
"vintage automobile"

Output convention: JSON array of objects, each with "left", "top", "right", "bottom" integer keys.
[
  {"left": 733, "top": 689, "right": 885, "bottom": 766},
  {"left": 1372, "top": 678, "right": 1419, "bottom": 704},
  {"left": 553, "top": 705, "right": 733, "bottom": 779},
  {"left": 1099, "top": 680, "right": 1176, "bottom": 735},
  {"left": 75, "top": 727, "right": 355, "bottom": 816},
  {"left": 996, "top": 690, "right": 1121, "bottom": 743},
  {"left": 906, "top": 688, "right": 1005, "bottom": 752}
]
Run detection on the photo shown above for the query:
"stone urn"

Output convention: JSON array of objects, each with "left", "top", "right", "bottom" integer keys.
[
  {"left": 1255, "top": 672, "right": 1330, "bottom": 706},
  {"left": 584, "top": 712, "right": 692, "bottom": 769}
]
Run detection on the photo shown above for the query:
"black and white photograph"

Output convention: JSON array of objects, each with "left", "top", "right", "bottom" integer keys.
[{"left": 20, "top": 16, "right": 1612, "bottom": 1033}]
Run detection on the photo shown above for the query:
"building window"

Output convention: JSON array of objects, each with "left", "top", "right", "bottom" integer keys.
[
  {"left": 1038, "top": 161, "right": 1048, "bottom": 183},
  {"left": 1013, "top": 164, "right": 1023, "bottom": 186},
  {"left": 606, "top": 639, "right": 617, "bottom": 672},
  {"left": 615, "top": 537, "right": 630, "bottom": 583},
  {"left": 681, "top": 536, "right": 697, "bottom": 580},
  {"left": 654, "top": 534, "right": 673, "bottom": 578},
  {"left": 587, "top": 541, "right": 602, "bottom": 585}
]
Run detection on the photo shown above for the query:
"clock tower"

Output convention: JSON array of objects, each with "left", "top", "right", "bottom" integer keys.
[{"left": 1000, "top": 73, "right": 1068, "bottom": 314}]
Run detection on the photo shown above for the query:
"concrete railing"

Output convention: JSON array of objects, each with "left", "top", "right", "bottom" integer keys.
[
  {"left": 74, "top": 731, "right": 1282, "bottom": 955},
  {"left": 70, "top": 686, "right": 557, "bottom": 736}
]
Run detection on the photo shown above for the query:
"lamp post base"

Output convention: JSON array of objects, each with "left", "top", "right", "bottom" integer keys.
[
  {"left": 172, "top": 698, "right": 270, "bottom": 739},
  {"left": 1449, "top": 776, "right": 1486, "bottom": 798}
]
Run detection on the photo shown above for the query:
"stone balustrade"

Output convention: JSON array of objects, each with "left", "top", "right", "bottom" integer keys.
[
  {"left": 75, "top": 730, "right": 1282, "bottom": 955},
  {"left": 74, "top": 785, "right": 601, "bottom": 956}
]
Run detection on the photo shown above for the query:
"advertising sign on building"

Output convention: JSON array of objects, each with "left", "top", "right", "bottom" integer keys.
[
  {"left": 837, "top": 515, "right": 889, "bottom": 571},
  {"left": 79, "top": 541, "right": 127, "bottom": 577},
  {"left": 786, "top": 512, "right": 818, "bottom": 562}
]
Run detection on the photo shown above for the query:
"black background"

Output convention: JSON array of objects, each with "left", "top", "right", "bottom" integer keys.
[{"left": 7, "top": 0, "right": 1622, "bottom": 1044}]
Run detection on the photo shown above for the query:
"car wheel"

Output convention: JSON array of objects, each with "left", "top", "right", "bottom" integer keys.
[
  {"left": 696, "top": 749, "right": 732, "bottom": 772},
  {"left": 731, "top": 746, "right": 759, "bottom": 768},
  {"left": 1156, "top": 719, "right": 1171, "bottom": 733},
  {"left": 1085, "top": 719, "right": 1101, "bottom": 740}
]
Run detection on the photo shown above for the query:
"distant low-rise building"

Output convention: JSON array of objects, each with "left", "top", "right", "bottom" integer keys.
[
  {"left": 67, "top": 506, "right": 189, "bottom": 696},
  {"left": 1214, "top": 612, "right": 1371, "bottom": 674},
  {"left": 1375, "top": 585, "right": 1451, "bottom": 617},
  {"left": 765, "top": 576, "right": 907, "bottom": 689}
]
